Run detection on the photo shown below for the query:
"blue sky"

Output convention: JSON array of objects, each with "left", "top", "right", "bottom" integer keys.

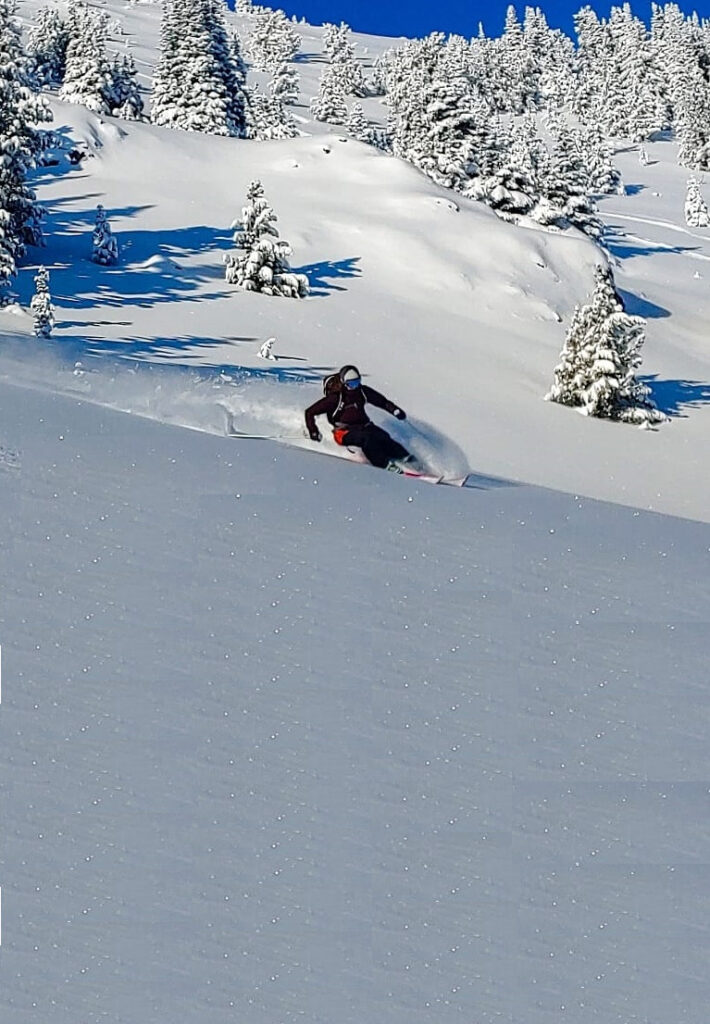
[{"left": 275, "top": 1, "right": 708, "bottom": 38}]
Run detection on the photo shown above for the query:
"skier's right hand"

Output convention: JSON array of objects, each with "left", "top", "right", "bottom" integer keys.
[{"left": 309, "top": 427, "right": 322, "bottom": 442}]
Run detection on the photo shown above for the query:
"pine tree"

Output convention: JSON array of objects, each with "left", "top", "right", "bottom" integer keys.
[
  {"left": 409, "top": 75, "right": 479, "bottom": 191},
  {"left": 675, "top": 63, "right": 710, "bottom": 171},
  {"left": 230, "top": 30, "right": 248, "bottom": 92},
  {"left": 207, "top": 0, "right": 247, "bottom": 135},
  {"left": 0, "top": 0, "right": 52, "bottom": 297},
  {"left": 248, "top": 8, "right": 300, "bottom": 72},
  {"left": 466, "top": 113, "right": 542, "bottom": 217},
  {"left": 224, "top": 180, "right": 309, "bottom": 298},
  {"left": 322, "top": 22, "right": 342, "bottom": 62},
  {"left": 684, "top": 177, "right": 710, "bottom": 226},
  {"left": 311, "top": 65, "right": 348, "bottom": 124},
  {"left": 30, "top": 265, "right": 54, "bottom": 337},
  {"left": 581, "top": 125, "right": 624, "bottom": 195},
  {"left": 150, "top": 0, "right": 185, "bottom": 127},
  {"left": 547, "top": 264, "right": 666, "bottom": 425},
  {"left": 543, "top": 122, "right": 601, "bottom": 237},
  {"left": 60, "top": 5, "right": 113, "bottom": 113},
  {"left": 346, "top": 102, "right": 373, "bottom": 143},
  {"left": 245, "top": 85, "right": 298, "bottom": 140},
  {"left": 323, "top": 22, "right": 365, "bottom": 97},
  {"left": 571, "top": 6, "right": 609, "bottom": 122},
  {"left": 467, "top": 162, "right": 538, "bottom": 218},
  {"left": 369, "top": 53, "right": 387, "bottom": 96},
  {"left": 609, "top": 5, "right": 663, "bottom": 141},
  {"left": 106, "top": 52, "right": 144, "bottom": 119},
  {"left": 92, "top": 204, "right": 119, "bottom": 265},
  {"left": 258, "top": 337, "right": 276, "bottom": 359},
  {"left": 27, "top": 5, "right": 69, "bottom": 86},
  {"left": 270, "top": 62, "right": 299, "bottom": 106},
  {"left": 151, "top": 0, "right": 246, "bottom": 137}
]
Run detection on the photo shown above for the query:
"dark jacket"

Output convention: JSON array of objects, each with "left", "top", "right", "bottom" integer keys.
[{"left": 305, "top": 385, "right": 399, "bottom": 435}]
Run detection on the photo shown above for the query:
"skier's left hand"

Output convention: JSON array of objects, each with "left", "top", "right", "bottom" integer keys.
[{"left": 393, "top": 407, "right": 406, "bottom": 420}]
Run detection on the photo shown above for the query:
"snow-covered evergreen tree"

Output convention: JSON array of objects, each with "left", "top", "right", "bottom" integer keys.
[
  {"left": 311, "top": 65, "right": 348, "bottom": 124},
  {"left": 0, "top": 0, "right": 52, "bottom": 297},
  {"left": 27, "top": 4, "right": 69, "bottom": 86},
  {"left": 401, "top": 74, "right": 479, "bottom": 191},
  {"left": 92, "top": 204, "right": 118, "bottom": 265},
  {"left": 323, "top": 21, "right": 365, "bottom": 97},
  {"left": 322, "top": 22, "right": 342, "bottom": 62},
  {"left": 258, "top": 337, "right": 276, "bottom": 359},
  {"left": 684, "top": 177, "right": 710, "bottom": 226},
  {"left": 247, "top": 8, "right": 300, "bottom": 72},
  {"left": 547, "top": 264, "right": 666, "bottom": 425},
  {"left": 543, "top": 121, "right": 601, "bottom": 236},
  {"left": 369, "top": 53, "right": 388, "bottom": 96},
  {"left": 245, "top": 85, "right": 298, "bottom": 140},
  {"left": 207, "top": 0, "right": 247, "bottom": 133},
  {"left": 580, "top": 125, "right": 624, "bottom": 195},
  {"left": 150, "top": 0, "right": 184, "bottom": 126},
  {"left": 608, "top": 4, "right": 663, "bottom": 141},
  {"left": 270, "top": 62, "right": 299, "bottom": 106},
  {"left": 30, "top": 264, "right": 54, "bottom": 336},
  {"left": 346, "top": 102, "right": 374, "bottom": 144},
  {"left": 224, "top": 180, "right": 309, "bottom": 298},
  {"left": 572, "top": 4, "right": 666, "bottom": 142},
  {"left": 230, "top": 179, "right": 272, "bottom": 250},
  {"left": 235, "top": 0, "right": 252, "bottom": 13},
  {"left": 495, "top": 4, "right": 542, "bottom": 113},
  {"left": 105, "top": 52, "right": 143, "bottom": 119},
  {"left": 230, "top": 30, "right": 248, "bottom": 92},
  {"left": 151, "top": 0, "right": 246, "bottom": 137},
  {"left": 60, "top": 5, "right": 113, "bottom": 113},
  {"left": 571, "top": 6, "right": 609, "bottom": 123},
  {"left": 675, "top": 62, "right": 710, "bottom": 171},
  {"left": 467, "top": 162, "right": 538, "bottom": 218}
]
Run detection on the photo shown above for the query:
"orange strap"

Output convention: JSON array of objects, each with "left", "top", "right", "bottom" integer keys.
[{"left": 333, "top": 428, "right": 349, "bottom": 446}]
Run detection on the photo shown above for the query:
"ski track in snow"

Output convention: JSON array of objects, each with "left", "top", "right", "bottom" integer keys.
[
  {"left": 608, "top": 211, "right": 710, "bottom": 242},
  {"left": 0, "top": 342, "right": 472, "bottom": 482},
  {"left": 608, "top": 226, "right": 710, "bottom": 262}
]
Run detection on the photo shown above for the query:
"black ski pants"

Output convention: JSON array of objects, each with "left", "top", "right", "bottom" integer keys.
[{"left": 338, "top": 423, "right": 409, "bottom": 469}]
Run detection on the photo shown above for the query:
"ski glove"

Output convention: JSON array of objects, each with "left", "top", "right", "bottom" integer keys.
[
  {"left": 309, "top": 427, "right": 322, "bottom": 442},
  {"left": 393, "top": 408, "right": 406, "bottom": 420}
]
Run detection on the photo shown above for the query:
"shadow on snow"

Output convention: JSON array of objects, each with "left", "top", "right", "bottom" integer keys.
[
  {"left": 641, "top": 375, "right": 710, "bottom": 417},
  {"left": 617, "top": 288, "right": 671, "bottom": 319},
  {"left": 603, "top": 225, "right": 701, "bottom": 261},
  {"left": 297, "top": 257, "right": 362, "bottom": 296}
]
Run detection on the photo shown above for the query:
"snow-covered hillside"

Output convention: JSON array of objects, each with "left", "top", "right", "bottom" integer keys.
[
  {"left": 2, "top": 1, "right": 709, "bottom": 520},
  {"left": 2, "top": 376, "right": 709, "bottom": 1024},
  {"left": 1, "top": 2, "right": 709, "bottom": 1023}
]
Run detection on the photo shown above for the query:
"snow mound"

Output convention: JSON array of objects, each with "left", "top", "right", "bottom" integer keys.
[{"left": 136, "top": 252, "right": 182, "bottom": 272}]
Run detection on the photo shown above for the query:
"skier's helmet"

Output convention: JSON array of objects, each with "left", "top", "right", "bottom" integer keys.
[{"left": 339, "top": 365, "right": 362, "bottom": 390}]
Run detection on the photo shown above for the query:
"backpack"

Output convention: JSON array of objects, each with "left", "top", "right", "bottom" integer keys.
[{"left": 323, "top": 373, "right": 342, "bottom": 396}]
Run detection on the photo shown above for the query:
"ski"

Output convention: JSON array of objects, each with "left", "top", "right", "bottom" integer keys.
[
  {"left": 401, "top": 469, "right": 469, "bottom": 488},
  {"left": 220, "top": 404, "right": 470, "bottom": 487}
]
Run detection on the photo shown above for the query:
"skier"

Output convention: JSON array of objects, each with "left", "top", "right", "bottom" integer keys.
[{"left": 305, "top": 365, "right": 417, "bottom": 471}]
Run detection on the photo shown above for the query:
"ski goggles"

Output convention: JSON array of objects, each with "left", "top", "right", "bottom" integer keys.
[{"left": 344, "top": 377, "right": 361, "bottom": 389}]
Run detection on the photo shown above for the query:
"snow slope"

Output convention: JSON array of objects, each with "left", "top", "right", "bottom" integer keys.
[
  {"left": 1, "top": 3, "right": 709, "bottom": 1023},
  {"left": 1, "top": 378, "right": 709, "bottom": 1024},
  {"left": 3, "top": 0, "right": 710, "bottom": 521}
]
